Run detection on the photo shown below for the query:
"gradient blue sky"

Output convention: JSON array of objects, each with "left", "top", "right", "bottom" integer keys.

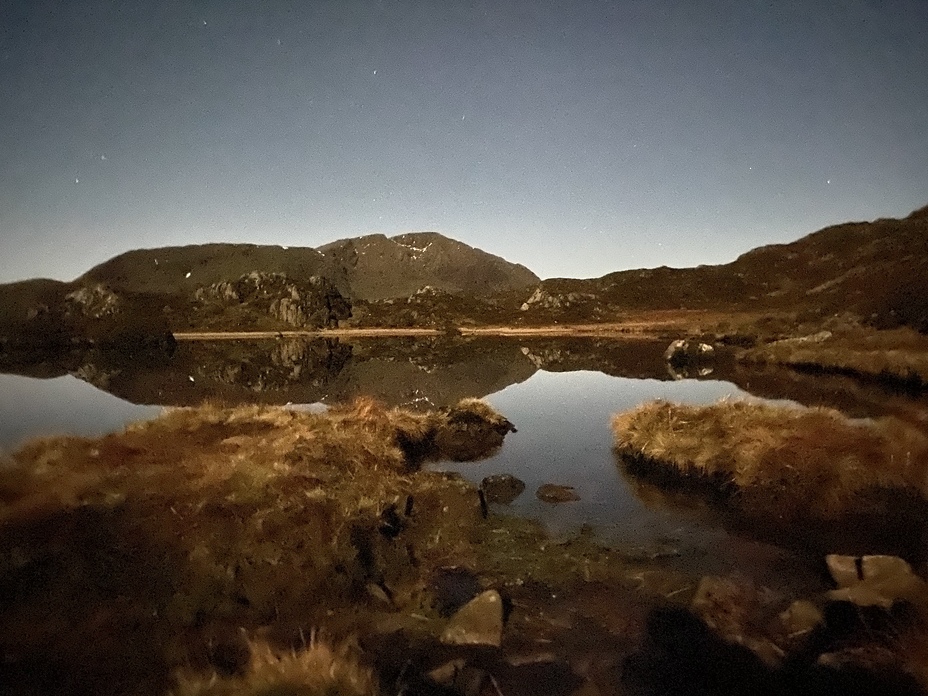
[{"left": 2, "top": 0, "right": 926, "bottom": 283}]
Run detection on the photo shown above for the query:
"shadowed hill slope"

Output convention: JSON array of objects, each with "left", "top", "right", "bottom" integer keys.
[
  {"left": 2, "top": 205, "right": 927, "bottom": 339},
  {"left": 79, "top": 233, "right": 538, "bottom": 302},
  {"left": 79, "top": 243, "right": 349, "bottom": 297},
  {"left": 529, "top": 204, "right": 928, "bottom": 331},
  {"left": 317, "top": 231, "right": 539, "bottom": 300},
  {"left": 728, "top": 204, "right": 928, "bottom": 329}
]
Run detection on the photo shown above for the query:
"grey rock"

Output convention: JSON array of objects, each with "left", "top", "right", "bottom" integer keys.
[
  {"left": 64, "top": 284, "right": 121, "bottom": 319},
  {"left": 826, "top": 554, "right": 926, "bottom": 609},
  {"left": 440, "top": 589, "right": 504, "bottom": 647},
  {"left": 481, "top": 474, "right": 526, "bottom": 504},
  {"left": 663, "top": 339, "right": 715, "bottom": 368}
]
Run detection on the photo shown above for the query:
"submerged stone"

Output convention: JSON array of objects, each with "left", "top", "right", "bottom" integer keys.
[
  {"left": 537, "top": 483, "right": 580, "bottom": 503},
  {"left": 481, "top": 473, "right": 526, "bottom": 504},
  {"left": 778, "top": 600, "right": 823, "bottom": 644}
]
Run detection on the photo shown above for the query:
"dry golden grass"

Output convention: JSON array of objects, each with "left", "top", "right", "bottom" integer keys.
[
  {"left": 173, "top": 635, "right": 377, "bottom": 696},
  {"left": 0, "top": 397, "right": 512, "bottom": 696},
  {"left": 611, "top": 399, "right": 928, "bottom": 519},
  {"left": 740, "top": 327, "right": 928, "bottom": 389}
]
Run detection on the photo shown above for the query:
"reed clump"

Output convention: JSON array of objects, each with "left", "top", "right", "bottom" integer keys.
[
  {"left": 611, "top": 399, "right": 928, "bottom": 520},
  {"left": 173, "top": 635, "right": 377, "bottom": 696}
]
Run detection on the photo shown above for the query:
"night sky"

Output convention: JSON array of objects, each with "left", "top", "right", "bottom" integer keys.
[{"left": 2, "top": 0, "right": 926, "bottom": 284}]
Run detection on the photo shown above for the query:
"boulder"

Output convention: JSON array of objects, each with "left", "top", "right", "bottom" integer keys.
[
  {"left": 440, "top": 590, "right": 504, "bottom": 647},
  {"left": 663, "top": 339, "right": 715, "bottom": 368},
  {"left": 480, "top": 474, "right": 526, "bottom": 504},
  {"left": 826, "top": 554, "right": 927, "bottom": 609}
]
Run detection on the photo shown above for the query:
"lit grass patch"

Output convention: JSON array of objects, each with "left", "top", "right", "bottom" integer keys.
[
  {"left": 172, "top": 635, "right": 378, "bottom": 696},
  {"left": 612, "top": 399, "right": 928, "bottom": 519},
  {"left": 740, "top": 328, "right": 928, "bottom": 390},
  {"left": 0, "top": 397, "right": 513, "bottom": 695}
]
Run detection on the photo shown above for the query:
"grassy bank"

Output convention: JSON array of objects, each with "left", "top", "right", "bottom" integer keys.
[
  {"left": 611, "top": 399, "right": 928, "bottom": 524},
  {"left": 738, "top": 327, "right": 928, "bottom": 392},
  {"left": 0, "top": 398, "right": 515, "bottom": 695},
  {"left": 7, "top": 396, "right": 928, "bottom": 694}
]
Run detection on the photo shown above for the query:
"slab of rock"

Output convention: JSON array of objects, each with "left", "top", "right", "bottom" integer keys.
[
  {"left": 826, "top": 554, "right": 926, "bottom": 609},
  {"left": 778, "top": 600, "right": 823, "bottom": 642},
  {"left": 481, "top": 474, "right": 526, "bottom": 504},
  {"left": 537, "top": 483, "right": 580, "bottom": 503},
  {"left": 440, "top": 589, "right": 504, "bottom": 647}
]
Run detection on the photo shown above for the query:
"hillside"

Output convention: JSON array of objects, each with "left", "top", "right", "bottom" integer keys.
[
  {"left": 79, "top": 243, "right": 349, "bottom": 297},
  {"left": 519, "top": 204, "right": 928, "bottom": 332},
  {"left": 78, "top": 233, "right": 539, "bottom": 302},
  {"left": 1, "top": 206, "right": 927, "bottom": 348},
  {"left": 318, "top": 231, "right": 539, "bottom": 300}
]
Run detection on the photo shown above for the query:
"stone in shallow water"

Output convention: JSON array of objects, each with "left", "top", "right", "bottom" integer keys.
[
  {"left": 440, "top": 589, "right": 504, "bottom": 647},
  {"left": 536, "top": 483, "right": 580, "bottom": 503},
  {"left": 778, "top": 600, "right": 823, "bottom": 643},
  {"left": 481, "top": 473, "right": 526, "bottom": 504}
]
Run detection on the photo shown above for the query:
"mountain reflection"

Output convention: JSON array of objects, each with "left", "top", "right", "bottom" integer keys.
[{"left": 2, "top": 336, "right": 926, "bottom": 427}]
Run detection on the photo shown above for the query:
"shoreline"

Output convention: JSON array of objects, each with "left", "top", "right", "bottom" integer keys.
[{"left": 172, "top": 312, "right": 717, "bottom": 341}]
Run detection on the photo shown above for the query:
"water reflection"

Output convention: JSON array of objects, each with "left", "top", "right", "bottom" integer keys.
[
  {"left": 430, "top": 371, "right": 799, "bottom": 577},
  {"left": 0, "top": 374, "right": 161, "bottom": 453},
  {"left": 2, "top": 336, "right": 925, "bottom": 590}
]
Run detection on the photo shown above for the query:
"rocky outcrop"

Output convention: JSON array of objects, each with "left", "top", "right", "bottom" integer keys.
[
  {"left": 0, "top": 278, "right": 175, "bottom": 355},
  {"left": 663, "top": 339, "right": 715, "bottom": 367},
  {"left": 64, "top": 283, "right": 121, "bottom": 318},
  {"left": 520, "top": 287, "right": 596, "bottom": 312},
  {"left": 194, "top": 272, "right": 350, "bottom": 328}
]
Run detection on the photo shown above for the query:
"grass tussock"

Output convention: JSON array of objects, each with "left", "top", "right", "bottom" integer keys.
[
  {"left": 739, "top": 327, "right": 928, "bottom": 391},
  {"left": 173, "top": 635, "right": 377, "bottom": 696},
  {"left": 0, "top": 397, "right": 512, "bottom": 695},
  {"left": 611, "top": 399, "right": 928, "bottom": 519}
]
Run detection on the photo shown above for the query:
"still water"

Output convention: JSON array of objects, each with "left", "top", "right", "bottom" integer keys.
[
  {"left": 1, "top": 336, "right": 923, "bottom": 590},
  {"left": 0, "top": 373, "right": 161, "bottom": 452}
]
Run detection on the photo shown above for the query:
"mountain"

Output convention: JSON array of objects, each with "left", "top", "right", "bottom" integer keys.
[
  {"left": 317, "top": 231, "right": 539, "bottom": 301},
  {"left": 521, "top": 204, "right": 928, "bottom": 332},
  {"left": 0, "top": 231, "right": 539, "bottom": 346},
  {"left": 1, "top": 206, "right": 927, "bottom": 348},
  {"left": 77, "top": 232, "right": 539, "bottom": 302}
]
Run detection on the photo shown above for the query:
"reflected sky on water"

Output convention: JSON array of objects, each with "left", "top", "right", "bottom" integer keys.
[
  {"left": 433, "top": 371, "right": 758, "bottom": 539},
  {"left": 0, "top": 363, "right": 850, "bottom": 587},
  {"left": 0, "top": 374, "right": 162, "bottom": 454}
]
